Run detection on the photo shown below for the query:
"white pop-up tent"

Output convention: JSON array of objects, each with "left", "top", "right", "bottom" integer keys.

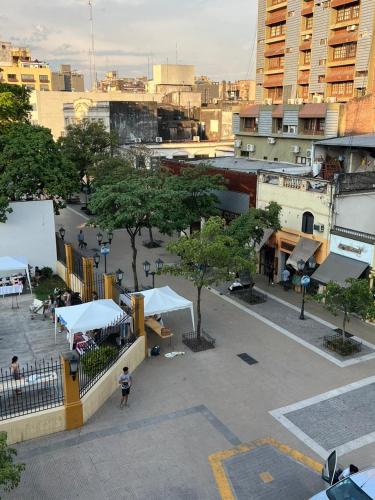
[
  {"left": 0, "top": 256, "right": 32, "bottom": 290},
  {"left": 130, "top": 286, "right": 195, "bottom": 330},
  {"left": 55, "top": 299, "right": 125, "bottom": 349}
]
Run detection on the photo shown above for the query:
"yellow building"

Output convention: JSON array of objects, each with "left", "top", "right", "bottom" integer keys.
[{"left": 0, "top": 43, "right": 52, "bottom": 91}]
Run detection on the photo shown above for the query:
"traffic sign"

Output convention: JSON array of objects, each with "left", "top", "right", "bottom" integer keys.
[
  {"left": 100, "top": 244, "right": 110, "bottom": 256},
  {"left": 301, "top": 275, "right": 310, "bottom": 287}
]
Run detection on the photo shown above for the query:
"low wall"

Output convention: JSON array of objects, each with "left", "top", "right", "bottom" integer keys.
[
  {"left": 82, "top": 336, "right": 145, "bottom": 423},
  {"left": 0, "top": 406, "right": 65, "bottom": 445},
  {"left": 55, "top": 260, "right": 84, "bottom": 295}
]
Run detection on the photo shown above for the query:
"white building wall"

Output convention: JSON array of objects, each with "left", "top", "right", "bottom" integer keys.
[
  {"left": 334, "top": 193, "right": 375, "bottom": 235},
  {"left": 0, "top": 201, "right": 57, "bottom": 271}
]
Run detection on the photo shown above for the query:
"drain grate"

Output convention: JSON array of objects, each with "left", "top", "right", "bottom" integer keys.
[{"left": 237, "top": 353, "right": 258, "bottom": 365}]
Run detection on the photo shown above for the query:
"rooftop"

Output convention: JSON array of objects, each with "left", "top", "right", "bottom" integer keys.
[
  {"left": 190, "top": 156, "right": 312, "bottom": 175},
  {"left": 315, "top": 134, "right": 375, "bottom": 149}
]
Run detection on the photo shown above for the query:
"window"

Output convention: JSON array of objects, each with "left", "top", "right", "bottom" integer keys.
[
  {"left": 273, "top": 118, "right": 283, "bottom": 134},
  {"left": 303, "top": 51, "right": 311, "bottom": 64},
  {"left": 274, "top": 158, "right": 279, "bottom": 161},
  {"left": 356, "top": 87, "right": 366, "bottom": 97},
  {"left": 283, "top": 124, "right": 297, "bottom": 134},
  {"left": 319, "top": 59, "right": 327, "bottom": 66},
  {"left": 336, "top": 4, "right": 360, "bottom": 23},
  {"left": 288, "top": 10, "right": 295, "bottom": 17},
  {"left": 302, "top": 118, "right": 325, "bottom": 135},
  {"left": 320, "top": 38, "right": 327, "bottom": 45},
  {"left": 333, "top": 43, "right": 356, "bottom": 60},
  {"left": 243, "top": 117, "right": 258, "bottom": 132},
  {"left": 241, "top": 151, "right": 249, "bottom": 157},
  {"left": 39, "top": 74, "right": 49, "bottom": 82},
  {"left": 40, "top": 84, "right": 49, "bottom": 91},
  {"left": 269, "top": 56, "right": 285, "bottom": 69},
  {"left": 318, "top": 75, "right": 325, "bottom": 83},
  {"left": 263, "top": 156, "right": 268, "bottom": 160},
  {"left": 356, "top": 70, "right": 368, "bottom": 77},
  {"left": 7, "top": 73, "right": 17, "bottom": 81},
  {"left": 296, "top": 156, "right": 307, "bottom": 164},
  {"left": 268, "top": 87, "right": 283, "bottom": 100},
  {"left": 21, "top": 74, "right": 35, "bottom": 82},
  {"left": 270, "top": 23, "right": 286, "bottom": 37},
  {"left": 302, "top": 212, "right": 314, "bottom": 234},
  {"left": 326, "top": 477, "right": 371, "bottom": 500},
  {"left": 331, "top": 81, "right": 353, "bottom": 96},
  {"left": 305, "top": 16, "right": 313, "bottom": 30}
]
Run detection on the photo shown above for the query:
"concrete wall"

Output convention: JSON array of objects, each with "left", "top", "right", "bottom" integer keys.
[
  {"left": 0, "top": 406, "right": 65, "bottom": 445},
  {"left": 334, "top": 193, "right": 375, "bottom": 235},
  {"left": 0, "top": 201, "right": 57, "bottom": 272},
  {"left": 236, "top": 135, "right": 313, "bottom": 164},
  {"left": 30, "top": 90, "right": 163, "bottom": 139},
  {"left": 152, "top": 64, "right": 195, "bottom": 86},
  {"left": 82, "top": 336, "right": 145, "bottom": 423},
  {"left": 144, "top": 141, "right": 234, "bottom": 159}
]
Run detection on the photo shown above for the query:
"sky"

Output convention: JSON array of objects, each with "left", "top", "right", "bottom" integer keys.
[{"left": 1, "top": 0, "right": 258, "bottom": 87}]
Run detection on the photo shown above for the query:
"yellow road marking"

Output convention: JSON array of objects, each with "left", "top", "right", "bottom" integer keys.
[
  {"left": 209, "top": 437, "right": 322, "bottom": 500},
  {"left": 260, "top": 471, "right": 273, "bottom": 483}
]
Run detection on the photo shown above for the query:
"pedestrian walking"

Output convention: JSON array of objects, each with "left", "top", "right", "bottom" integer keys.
[
  {"left": 281, "top": 267, "right": 291, "bottom": 290},
  {"left": 118, "top": 366, "right": 132, "bottom": 408},
  {"left": 10, "top": 356, "right": 21, "bottom": 395},
  {"left": 77, "top": 230, "right": 87, "bottom": 249},
  {"left": 267, "top": 263, "right": 274, "bottom": 285}
]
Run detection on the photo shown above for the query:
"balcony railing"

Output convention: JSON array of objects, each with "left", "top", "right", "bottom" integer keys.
[
  {"left": 325, "top": 65, "right": 355, "bottom": 82},
  {"left": 331, "top": 225, "right": 375, "bottom": 244},
  {"left": 264, "top": 41, "right": 285, "bottom": 57},
  {"left": 266, "top": 9, "right": 287, "bottom": 25},
  {"left": 263, "top": 74, "right": 284, "bottom": 88}
]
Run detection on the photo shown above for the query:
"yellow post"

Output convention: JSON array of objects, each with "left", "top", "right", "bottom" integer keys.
[
  {"left": 132, "top": 293, "right": 147, "bottom": 356},
  {"left": 103, "top": 274, "right": 115, "bottom": 299},
  {"left": 61, "top": 352, "right": 83, "bottom": 431},
  {"left": 64, "top": 243, "right": 73, "bottom": 289},
  {"left": 82, "top": 257, "right": 94, "bottom": 302}
]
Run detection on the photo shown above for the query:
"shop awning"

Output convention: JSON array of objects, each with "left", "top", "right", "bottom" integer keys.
[
  {"left": 286, "top": 237, "right": 321, "bottom": 270},
  {"left": 255, "top": 228, "right": 274, "bottom": 251},
  {"left": 311, "top": 253, "right": 369, "bottom": 287},
  {"left": 272, "top": 105, "right": 284, "bottom": 118},
  {"left": 239, "top": 105, "right": 260, "bottom": 118},
  {"left": 299, "top": 103, "right": 327, "bottom": 118}
]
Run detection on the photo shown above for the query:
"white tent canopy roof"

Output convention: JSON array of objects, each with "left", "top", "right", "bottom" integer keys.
[
  {"left": 0, "top": 256, "right": 32, "bottom": 290},
  {"left": 55, "top": 299, "right": 125, "bottom": 348},
  {"left": 130, "top": 286, "right": 195, "bottom": 330}
]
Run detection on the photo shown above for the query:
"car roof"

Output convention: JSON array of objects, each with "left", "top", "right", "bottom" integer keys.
[{"left": 350, "top": 468, "right": 375, "bottom": 495}]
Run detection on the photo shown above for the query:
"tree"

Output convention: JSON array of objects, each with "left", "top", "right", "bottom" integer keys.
[
  {"left": 58, "top": 119, "right": 117, "bottom": 185},
  {"left": 164, "top": 217, "right": 255, "bottom": 337},
  {"left": 0, "top": 83, "right": 31, "bottom": 126},
  {"left": 160, "top": 164, "right": 225, "bottom": 236},
  {"left": 0, "top": 123, "right": 79, "bottom": 221},
  {"left": 89, "top": 173, "right": 165, "bottom": 291},
  {"left": 316, "top": 279, "right": 375, "bottom": 341},
  {"left": 0, "top": 431, "right": 25, "bottom": 495}
]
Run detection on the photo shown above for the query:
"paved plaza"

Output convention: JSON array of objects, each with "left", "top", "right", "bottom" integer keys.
[{"left": 3, "top": 205, "right": 375, "bottom": 499}]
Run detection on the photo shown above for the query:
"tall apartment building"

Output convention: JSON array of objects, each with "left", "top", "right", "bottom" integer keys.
[
  {"left": 256, "top": 0, "right": 375, "bottom": 104},
  {"left": 51, "top": 65, "right": 85, "bottom": 92}
]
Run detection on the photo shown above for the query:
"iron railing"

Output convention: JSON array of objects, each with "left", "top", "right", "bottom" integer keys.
[
  {"left": 71, "top": 247, "right": 84, "bottom": 280},
  {"left": 56, "top": 233, "right": 66, "bottom": 265},
  {"left": 0, "top": 358, "right": 63, "bottom": 421}
]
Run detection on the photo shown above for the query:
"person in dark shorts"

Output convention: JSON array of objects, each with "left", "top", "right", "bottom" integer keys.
[{"left": 118, "top": 366, "right": 132, "bottom": 408}]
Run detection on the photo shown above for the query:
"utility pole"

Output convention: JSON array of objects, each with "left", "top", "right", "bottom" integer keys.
[{"left": 88, "top": 1, "right": 97, "bottom": 90}]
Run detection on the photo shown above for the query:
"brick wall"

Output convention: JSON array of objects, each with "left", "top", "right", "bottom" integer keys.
[{"left": 344, "top": 94, "right": 375, "bottom": 135}]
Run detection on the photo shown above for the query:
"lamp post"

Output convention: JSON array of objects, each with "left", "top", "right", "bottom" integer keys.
[
  {"left": 143, "top": 258, "right": 164, "bottom": 288},
  {"left": 116, "top": 268, "right": 124, "bottom": 287},
  {"left": 297, "top": 256, "right": 316, "bottom": 320},
  {"left": 93, "top": 252, "right": 100, "bottom": 269},
  {"left": 59, "top": 227, "right": 66, "bottom": 240},
  {"left": 96, "top": 231, "right": 114, "bottom": 274}
]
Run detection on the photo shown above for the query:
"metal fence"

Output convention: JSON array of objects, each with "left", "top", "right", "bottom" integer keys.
[
  {"left": 78, "top": 314, "right": 135, "bottom": 397},
  {"left": 71, "top": 247, "right": 84, "bottom": 280},
  {"left": 0, "top": 358, "right": 63, "bottom": 421},
  {"left": 56, "top": 233, "right": 66, "bottom": 265}
]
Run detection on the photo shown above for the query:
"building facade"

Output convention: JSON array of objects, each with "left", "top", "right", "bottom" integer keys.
[
  {"left": 51, "top": 65, "right": 84, "bottom": 92},
  {"left": 256, "top": 0, "right": 375, "bottom": 105},
  {"left": 235, "top": 102, "right": 343, "bottom": 164},
  {"left": 97, "top": 71, "right": 147, "bottom": 93}
]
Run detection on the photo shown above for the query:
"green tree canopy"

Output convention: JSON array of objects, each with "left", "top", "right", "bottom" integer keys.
[
  {"left": 0, "top": 431, "right": 24, "bottom": 496},
  {"left": 0, "top": 83, "right": 31, "bottom": 126},
  {"left": 164, "top": 216, "right": 255, "bottom": 336},
  {"left": 316, "top": 278, "right": 375, "bottom": 340},
  {"left": 58, "top": 119, "right": 117, "bottom": 183},
  {"left": 0, "top": 123, "right": 79, "bottom": 221}
]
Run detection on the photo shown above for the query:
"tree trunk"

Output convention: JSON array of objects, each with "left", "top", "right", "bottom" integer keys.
[
  {"left": 130, "top": 235, "right": 139, "bottom": 292},
  {"left": 342, "top": 311, "right": 347, "bottom": 343},
  {"left": 197, "top": 285, "right": 202, "bottom": 339},
  {"left": 148, "top": 226, "right": 154, "bottom": 244}
]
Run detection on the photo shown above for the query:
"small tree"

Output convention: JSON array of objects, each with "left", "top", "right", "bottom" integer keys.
[
  {"left": 0, "top": 432, "right": 25, "bottom": 495},
  {"left": 165, "top": 217, "right": 255, "bottom": 337},
  {"left": 316, "top": 279, "right": 375, "bottom": 341},
  {"left": 0, "top": 83, "right": 31, "bottom": 126}
]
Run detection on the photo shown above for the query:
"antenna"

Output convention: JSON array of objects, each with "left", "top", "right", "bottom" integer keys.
[
  {"left": 175, "top": 42, "right": 178, "bottom": 65},
  {"left": 88, "top": 1, "right": 97, "bottom": 90}
]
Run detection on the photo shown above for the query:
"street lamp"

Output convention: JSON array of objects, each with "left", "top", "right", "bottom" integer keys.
[
  {"left": 116, "top": 268, "right": 124, "bottom": 286},
  {"left": 93, "top": 252, "right": 100, "bottom": 269},
  {"left": 59, "top": 227, "right": 66, "bottom": 240},
  {"left": 297, "top": 257, "right": 316, "bottom": 320},
  {"left": 96, "top": 231, "right": 114, "bottom": 273},
  {"left": 143, "top": 258, "right": 164, "bottom": 288}
]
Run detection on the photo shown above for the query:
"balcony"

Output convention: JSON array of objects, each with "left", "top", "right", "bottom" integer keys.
[
  {"left": 301, "top": 2, "right": 314, "bottom": 15},
  {"left": 325, "top": 65, "right": 355, "bottom": 82},
  {"left": 299, "top": 39, "right": 312, "bottom": 51},
  {"left": 266, "top": 9, "right": 287, "bottom": 25},
  {"left": 264, "top": 41, "right": 285, "bottom": 57},
  {"left": 331, "top": 0, "right": 359, "bottom": 7},
  {"left": 327, "top": 57, "right": 356, "bottom": 68},
  {"left": 265, "top": 67, "right": 285, "bottom": 75},
  {"left": 328, "top": 30, "right": 358, "bottom": 45},
  {"left": 330, "top": 18, "right": 359, "bottom": 31},
  {"left": 263, "top": 74, "right": 284, "bottom": 88},
  {"left": 267, "top": 0, "right": 287, "bottom": 12},
  {"left": 297, "top": 72, "right": 310, "bottom": 85}
]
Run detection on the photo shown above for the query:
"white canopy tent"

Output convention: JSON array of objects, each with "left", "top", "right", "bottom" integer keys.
[
  {"left": 54, "top": 299, "right": 125, "bottom": 349},
  {"left": 129, "top": 286, "right": 195, "bottom": 330},
  {"left": 0, "top": 256, "right": 32, "bottom": 291}
]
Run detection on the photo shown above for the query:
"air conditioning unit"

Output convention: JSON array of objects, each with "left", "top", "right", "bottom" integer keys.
[
  {"left": 292, "top": 145, "right": 300, "bottom": 153},
  {"left": 313, "top": 223, "right": 324, "bottom": 232},
  {"left": 306, "top": 149, "right": 312, "bottom": 158},
  {"left": 264, "top": 98, "right": 273, "bottom": 105},
  {"left": 246, "top": 144, "right": 256, "bottom": 152},
  {"left": 234, "top": 139, "right": 242, "bottom": 148},
  {"left": 326, "top": 96, "right": 336, "bottom": 103},
  {"left": 288, "top": 98, "right": 296, "bottom": 104},
  {"left": 347, "top": 25, "right": 357, "bottom": 32},
  {"left": 155, "top": 136, "right": 163, "bottom": 143},
  {"left": 193, "top": 135, "right": 200, "bottom": 142},
  {"left": 134, "top": 138, "right": 142, "bottom": 143},
  {"left": 304, "top": 34, "right": 311, "bottom": 41},
  {"left": 313, "top": 95, "right": 323, "bottom": 103},
  {"left": 296, "top": 98, "right": 304, "bottom": 105},
  {"left": 267, "top": 137, "right": 276, "bottom": 145}
]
